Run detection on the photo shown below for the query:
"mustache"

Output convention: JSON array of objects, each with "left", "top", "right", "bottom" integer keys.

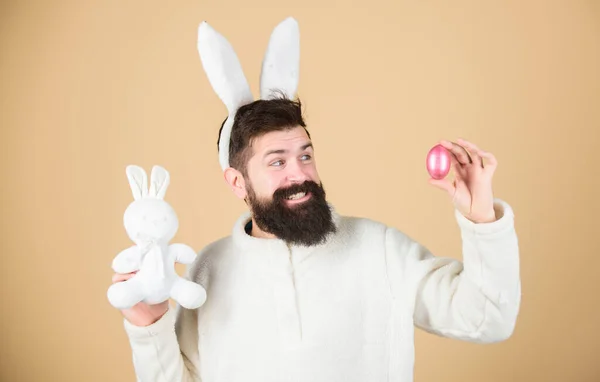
[
  {"left": 272, "top": 181, "right": 324, "bottom": 201},
  {"left": 247, "top": 179, "right": 335, "bottom": 246}
]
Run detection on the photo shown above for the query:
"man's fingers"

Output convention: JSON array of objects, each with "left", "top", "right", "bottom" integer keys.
[
  {"left": 112, "top": 271, "right": 137, "bottom": 283},
  {"left": 478, "top": 150, "right": 498, "bottom": 171},
  {"left": 440, "top": 140, "right": 472, "bottom": 166},
  {"left": 111, "top": 258, "right": 187, "bottom": 284},
  {"left": 110, "top": 260, "right": 185, "bottom": 284},
  {"left": 455, "top": 138, "right": 485, "bottom": 168}
]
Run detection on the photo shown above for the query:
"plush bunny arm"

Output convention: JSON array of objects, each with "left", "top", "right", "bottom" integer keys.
[
  {"left": 112, "top": 245, "right": 142, "bottom": 274},
  {"left": 169, "top": 244, "right": 198, "bottom": 265}
]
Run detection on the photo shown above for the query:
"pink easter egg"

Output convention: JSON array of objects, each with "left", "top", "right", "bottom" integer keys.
[{"left": 426, "top": 144, "right": 452, "bottom": 180}]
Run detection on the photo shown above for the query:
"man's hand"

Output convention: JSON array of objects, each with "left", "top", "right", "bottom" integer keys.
[
  {"left": 111, "top": 272, "right": 169, "bottom": 327},
  {"left": 428, "top": 138, "right": 498, "bottom": 223}
]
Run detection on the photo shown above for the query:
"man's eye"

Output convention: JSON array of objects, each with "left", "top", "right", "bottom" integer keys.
[
  {"left": 301, "top": 155, "right": 312, "bottom": 161},
  {"left": 271, "top": 160, "right": 284, "bottom": 167}
]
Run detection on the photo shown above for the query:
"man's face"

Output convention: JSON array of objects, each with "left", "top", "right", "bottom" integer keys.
[{"left": 242, "top": 126, "right": 336, "bottom": 246}]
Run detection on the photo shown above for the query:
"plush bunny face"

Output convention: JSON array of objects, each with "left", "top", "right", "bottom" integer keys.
[
  {"left": 123, "top": 165, "right": 178, "bottom": 244},
  {"left": 124, "top": 199, "right": 179, "bottom": 243}
]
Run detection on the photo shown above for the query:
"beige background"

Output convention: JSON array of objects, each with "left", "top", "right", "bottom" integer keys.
[{"left": 1, "top": 1, "right": 599, "bottom": 381}]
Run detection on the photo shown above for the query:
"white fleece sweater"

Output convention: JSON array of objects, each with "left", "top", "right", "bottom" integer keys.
[{"left": 122, "top": 199, "right": 521, "bottom": 382}]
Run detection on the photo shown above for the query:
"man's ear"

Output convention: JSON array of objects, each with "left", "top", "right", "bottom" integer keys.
[{"left": 224, "top": 167, "right": 247, "bottom": 200}]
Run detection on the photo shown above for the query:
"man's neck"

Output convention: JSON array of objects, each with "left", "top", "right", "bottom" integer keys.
[{"left": 249, "top": 217, "right": 278, "bottom": 240}]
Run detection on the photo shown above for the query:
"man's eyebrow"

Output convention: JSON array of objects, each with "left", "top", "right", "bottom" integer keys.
[
  {"left": 263, "top": 143, "right": 313, "bottom": 158},
  {"left": 263, "top": 149, "right": 287, "bottom": 158}
]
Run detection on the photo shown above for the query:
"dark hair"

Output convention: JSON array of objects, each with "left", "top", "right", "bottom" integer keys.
[{"left": 217, "top": 94, "right": 310, "bottom": 175}]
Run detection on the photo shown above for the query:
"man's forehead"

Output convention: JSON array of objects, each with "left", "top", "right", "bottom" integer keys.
[{"left": 254, "top": 128, "right": 312, "bottom": 152}]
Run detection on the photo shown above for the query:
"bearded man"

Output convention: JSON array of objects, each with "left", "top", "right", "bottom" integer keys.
[{"left": 110, "top": 18, "right": 521, "bottom": 382}]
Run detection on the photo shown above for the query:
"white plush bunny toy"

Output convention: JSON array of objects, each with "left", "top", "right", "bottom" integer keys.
[{"left": 107, "top": 165, "right": 207, "bottom": 310}]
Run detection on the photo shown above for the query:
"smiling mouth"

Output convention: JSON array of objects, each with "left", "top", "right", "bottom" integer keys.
[{"left": 285, "top": 192, "right": 311, "bottom": 204}]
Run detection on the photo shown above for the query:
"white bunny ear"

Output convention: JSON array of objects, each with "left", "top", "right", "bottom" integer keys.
[
  {"left": 197, "top": 21, "right": 254, "bottom": 114},
  {"left": 149, "top": 165, "right": 170, "bottom": 199},
  {"left": 126, "top": 165, "right": 148, "bottom": 200},
  {"left": 197, "top": 21, "right": 255, "bottom": 170},
  {"left": 260, "top": 17, "right": 300, "bottom": 100}
]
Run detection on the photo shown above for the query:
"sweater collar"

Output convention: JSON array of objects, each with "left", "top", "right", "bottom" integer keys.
[{"left": 231, "top": 203, "right": 343, "bottom": 255}]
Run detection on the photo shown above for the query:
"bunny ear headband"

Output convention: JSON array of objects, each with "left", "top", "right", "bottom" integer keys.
[{"left": 197, "top": 17, "right": 300, "bottom": 171}]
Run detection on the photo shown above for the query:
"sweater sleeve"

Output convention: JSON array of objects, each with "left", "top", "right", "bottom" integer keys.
[
  {"left": 386, "top": 198, "right": 521, "bottom": 343},
  {"left": 123, "top": 302, "right": 202, "bottom": 382}
]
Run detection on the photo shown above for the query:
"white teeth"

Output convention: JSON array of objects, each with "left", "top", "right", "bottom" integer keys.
[{"left": 287, "top": 192, "right": 306, "bottom": 200}]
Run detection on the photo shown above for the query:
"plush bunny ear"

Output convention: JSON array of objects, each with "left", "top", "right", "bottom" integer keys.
[
  {"left": 260, "top": 17, "right": 300, "bottom": 100},
  {"left": 149, "top": 165, "right": 170, "bottom": 199},
  {"left": 126, "top": 165, "right": 148, "bottom": 200}
]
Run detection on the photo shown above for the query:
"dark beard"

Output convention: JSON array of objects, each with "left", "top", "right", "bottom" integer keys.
[{"left": 246, "top": 180, "right": 336, "bottom": 247}]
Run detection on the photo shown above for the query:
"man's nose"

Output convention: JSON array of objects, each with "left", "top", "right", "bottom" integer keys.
[{"left": 286, "top": 160, "right": 309, "bottom": 183}]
